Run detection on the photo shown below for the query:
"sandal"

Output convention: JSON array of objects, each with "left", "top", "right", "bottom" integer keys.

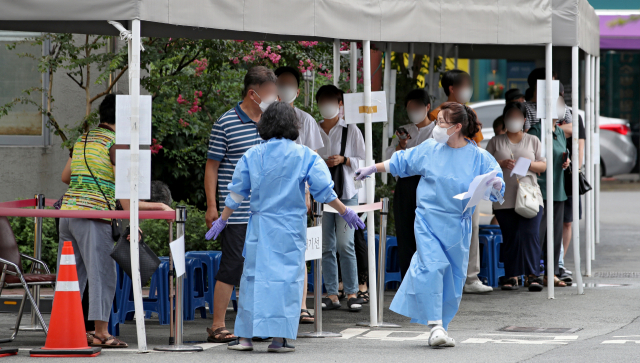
[
  {"left": 347, "top": 297, "right": 364, "bottom": 312},
  {"left": 299, "top": 309, "right": 314, "bottom": 324},
  {"left": 322, "top": 297, "right": 341, "bottom": 310},
  {"left": 86, "top": 333, "right": 95, "bottom": 346},
  {"left": 357, "top": 290, "right": 370, "bottom": 304},
  {"left": 525, "top": 276, "right": 544, "bottom": 292},
  {"left": 337, "top": 290, "right": 346, "bottom": 300},
  {"left": 90, "top": 335, "right": 128, "bottom": 348},
  {"left": 500, "top": 277, "right": 519, "bottom": 291},
  {"left": 542, "top": 275, "right": 567, "bottom": 287},
  {"left": 207, "top": 327, "right": 236, "bottom": 343}
]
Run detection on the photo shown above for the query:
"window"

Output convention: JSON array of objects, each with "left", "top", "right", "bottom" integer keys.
[{"left": 0, "top": 31, "right": 47, "bottom": 146}]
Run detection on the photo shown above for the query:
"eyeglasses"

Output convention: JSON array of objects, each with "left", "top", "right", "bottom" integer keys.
[{"left": 434, "top": 119, "right": 453, "bottom": 127}]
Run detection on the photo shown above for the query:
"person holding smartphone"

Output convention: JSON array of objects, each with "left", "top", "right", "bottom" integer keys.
[{"left": 384, "top": 89, "right": 435, "bottom": 278}]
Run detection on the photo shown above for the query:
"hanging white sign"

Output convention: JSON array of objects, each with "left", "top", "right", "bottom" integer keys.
[
  {"left": 115, "top": 149, "right": 151, "bottom": 199},
  {"left": 115, "top": 95, "right": 153, "bottom": 145},
  {"left": 343, "top": 91, "right": 388, "bottom": 124},
  {"left": 305, "top": 226, "right": 322, "bottom": 261}
]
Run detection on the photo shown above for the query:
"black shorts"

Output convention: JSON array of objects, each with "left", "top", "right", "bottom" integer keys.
[
  {"left": 215, "top": 223, "right": 247, "bottom": 286},
  {"left": 563, "top": 195, "right": 582, "bottom": 223}
]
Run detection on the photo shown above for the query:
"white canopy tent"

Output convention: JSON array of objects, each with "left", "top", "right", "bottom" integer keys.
[{"left": 0, "top": 0, "right": 599, "bottom": 351}]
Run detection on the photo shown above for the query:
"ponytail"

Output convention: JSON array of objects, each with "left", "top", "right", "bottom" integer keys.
[{"left": 462, "top": 105, "right": 480, "bottom": 139}]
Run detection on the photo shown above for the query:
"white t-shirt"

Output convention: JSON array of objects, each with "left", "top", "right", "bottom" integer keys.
[{"left": 294, "top": 107, "right": 324, "bottom": 151}]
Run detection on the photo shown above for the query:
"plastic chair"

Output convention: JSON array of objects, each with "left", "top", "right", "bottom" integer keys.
[
  {"left": 185, "top": 251, "right": 238, "bottom": 314},
  {"left": 117, "top": 261, "right": 170, "bottom": 325}
]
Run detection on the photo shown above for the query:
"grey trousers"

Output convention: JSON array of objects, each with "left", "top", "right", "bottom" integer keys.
[
  {"left": 465, "top": 207, "right": 481, "bottom": 284},
  {"left": 58, "top": 218, "right": 116, "bottom": 322}
]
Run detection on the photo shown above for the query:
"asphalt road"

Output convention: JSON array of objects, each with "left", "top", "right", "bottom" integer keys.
[{"left": 1, "top": 191, "right": 638, "bottom": 362}]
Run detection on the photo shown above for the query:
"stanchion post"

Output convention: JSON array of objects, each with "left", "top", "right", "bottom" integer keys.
[
  {"left": 358, "top": 198, "right": 400, "bottom": 328},
  {"left": 20, "top": 194, "right": 45, "bottom": 331},
  {"left": 298, "top": 201, "right": 341, "bottom": 338},
  {"left": 168, "top": 222, "right": 175, "bottom": 345},
  {"left": 155, "top": 206, "right": 203, "bottom": 352}
]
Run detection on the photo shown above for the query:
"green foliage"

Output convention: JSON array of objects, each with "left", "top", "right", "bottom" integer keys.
[
  {"left": 8, "top": 217, "right": 59, "bottom": 273},
  {"left": 140, "top": 203, "right": 221, "bottom": 258}
]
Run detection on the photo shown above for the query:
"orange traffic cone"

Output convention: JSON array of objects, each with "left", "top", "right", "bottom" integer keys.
[{"left": 30, "top": 241, "right": 101, "bottom": 357}]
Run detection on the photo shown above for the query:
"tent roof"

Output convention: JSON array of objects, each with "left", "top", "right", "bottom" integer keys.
[
  {"left": 552, "top": 0, "right": 600, "bottom": 56},
  {"left": 0, "top": 0, "right": 551, "bottom": 45}
]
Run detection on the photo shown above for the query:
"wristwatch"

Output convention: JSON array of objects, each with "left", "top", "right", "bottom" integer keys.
[{"left": 342, "top": 156, "right": 348, "bottom": 165}]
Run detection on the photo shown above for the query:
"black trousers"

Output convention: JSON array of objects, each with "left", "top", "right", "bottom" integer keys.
[
  {"left": 393, "top": 176, "right": 421, "bottom": 279},
  {"left": 539, "top": 200, "right": 565, "bottom": 275},
  {"left": 494, "top": 207, "right": 543, "bottom": 277}
]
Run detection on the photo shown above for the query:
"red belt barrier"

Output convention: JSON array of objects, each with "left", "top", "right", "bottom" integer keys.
[
  {"left": 0, "top": 199, "right": 38, "bottom": 208},
  {"left": 0, "top": 207, "right": 174, "bottom": 220}
]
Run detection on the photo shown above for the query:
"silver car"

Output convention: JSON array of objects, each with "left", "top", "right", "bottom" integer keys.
[{"left": 470, "top": 100, "right": 637, "bottom": 177}]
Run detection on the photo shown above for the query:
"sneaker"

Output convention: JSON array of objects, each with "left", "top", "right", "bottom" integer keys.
[
  {"left": 564, "top": 269, "right": 573, "bottom": 275},
  {"left": 268, "top": 338, "right": 295, "bottom": 353},
  {"left": 228, "top": 338, "right": 253, "bottom": 351},
  {"left": 428, "top": 326, "right": 456, "bottom": 347},
  {"left": 463, "top": 281, "right": 493, "bottom": 294}
]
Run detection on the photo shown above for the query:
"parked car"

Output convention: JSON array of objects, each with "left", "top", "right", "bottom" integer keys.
[{"left": 470, "top": 100, "right": 637, "bottom": 177}]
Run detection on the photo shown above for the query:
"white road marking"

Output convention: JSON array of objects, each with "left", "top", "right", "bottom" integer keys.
[
  {"left": 480, "top": 333, "right": 579, "bottom": 340},
  {"left": 462, "top": 338, "right": 569, "bottom": 345},
  {"left": 339, "top": 328, "right": 369, "bottom": 339},
  {"left": 601, "top": 340, "right": 640, "bottom": 344},
  {"left": 357, "top": 330, "right": 431, "bottom": 341}
]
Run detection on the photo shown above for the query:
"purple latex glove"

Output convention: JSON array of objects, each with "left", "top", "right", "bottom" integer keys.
[
  {"left": 339, "top": 207, "right": 366, "bottom": 230},
  {"left": 354, "top": 165, "right": 377, "bottom": 181},
  {"left": 486, "top": 176, "right": 503, "bottom": 190},
  {"left": 205, "top": 218, "right": 227, "bottom": 240}
]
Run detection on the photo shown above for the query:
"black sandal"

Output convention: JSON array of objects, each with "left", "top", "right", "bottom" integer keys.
[
  {"left": 526, "top": 276, "right": 544, "bottom": 292},
  {"left": 337, "top": 290, "right": 346, "bottom": 300},
  {"left": 322, "top": 297, "right": 341, "bottom": 310},
  {"left": 299, "top": 309, "right": 314, "bottom": 324},
  {"left": 347, "top": 297, "right": 364, "bottom": 312},
  {"left": 207, "top": 327, "right": 236, "bottom": 343},
  {"left": 357, "top": 290, "right": 370, "bottom": 304},
  {"left": 501, "top": 277, "right": 519, "bottom": 291}
]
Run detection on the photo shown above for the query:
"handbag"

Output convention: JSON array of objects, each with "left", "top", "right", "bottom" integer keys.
[
  {"left": 564, "top": 164, "right": 592, "bottom": 196},
  {"left": 83, "top": 131, "right": 122, "bottom": 242},
  {"left": 507, "top": 150, "right": 541, "bottom": 219},
  {"left": 328, "top": 126, "right": 349, "bottom": 198},
  {"left": 110, "top": 227, "right": 161, "bottom": 285}
]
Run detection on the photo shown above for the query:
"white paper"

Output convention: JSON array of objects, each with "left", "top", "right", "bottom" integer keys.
[
  {"left": 511, "top": 157, "right": 532, "bottom": 177},
  {"left": 305, "top": 226, "right": 322, "bottom": 261},
  {"left": 115, "top": 149, "right": 151, "bottom": 199},
  {"left": 169, "top": 236, "right": 186, "bottom": 277},
  {"left": 453, "top": 171, "right": 499, "bottom": 212},
  {"left": 115, "top": 95, "right": 153, "bottom": 145},
  {"left": 593, "top": 133, "right": 600, "bottom": 165},
  {"left": 343, "top": 91, "right": 387, "bottom": 124}
]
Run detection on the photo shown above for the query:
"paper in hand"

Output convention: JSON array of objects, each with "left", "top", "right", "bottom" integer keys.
[
  {"left": 453, "top": 170, "right": 499, "bottom": 212},
  {"left": 511, "top": 157, "right": 532, "bottom": 177},
  {"left": 169, "top": 236, "right": 186, "bottom": 277}
]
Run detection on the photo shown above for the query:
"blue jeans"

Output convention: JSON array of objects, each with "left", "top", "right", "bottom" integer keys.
[{"left": 322, "top": 195, "right": 359, "bottom": 296}]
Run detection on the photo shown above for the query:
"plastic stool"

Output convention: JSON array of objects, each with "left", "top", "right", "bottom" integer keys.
[
  {"left": 117, "top": 262, "right": 170, "bottom": 325},
  {"left": 107, "top": 296, "right": 119, "bottom": 336},
  {"left": 183, "top": 257, "right": 207, "bottom": 321},
  {"left": 490, "top": 234, "right": 505, "bottom": 287},
  {"left": 306, "top": 260, "right": 326, "bottom": 294},
  {"left": 144, "top": 258, "right": 171, "bottom": 323},
  {"left": 477, "top": 234, "right": 494, "bottom": 286},
  {"left": 384, "top": 236, "right": 402, "bottom": 290},
  {"left": 185, "top": 251, "right": 238, "bottom": 313}
]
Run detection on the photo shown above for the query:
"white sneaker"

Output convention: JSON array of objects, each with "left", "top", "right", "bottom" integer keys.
[
  {"left": 428, "top": 326, "right": 456, "bottom": 347},
  {"left": 463, "top": 281, "right": 493, "bottom": 294}
]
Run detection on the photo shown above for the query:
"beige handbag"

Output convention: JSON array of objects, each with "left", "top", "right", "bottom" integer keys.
[{"left": 509, "top": 151, "right": 541, "bottom": 218}]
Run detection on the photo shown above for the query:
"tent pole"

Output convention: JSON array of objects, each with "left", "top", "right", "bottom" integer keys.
[
  {"left": 362, "top": 40, "right": 378, "bottom": 327},
  {"left": 590, "top": 55, "right": 596, "bottom": 261},
  {"left": 333, "top": 39, "right": 340, "bottom": 87},
  {"left": 428, "top": 44, "right": 435, "bottom": 93},
  {"left": 129, "top": 18, "right": 147, "bottom": 352},
  {"left": 544, "top": 43, "right": 554, "bottom": 300},
  {"left": 571, "top": 46, "right": 584, "bottom": 294},
  {"left": 584, "top": 53, "right": 592, "bottom": 276},
  {"left": 594, "top": 56, "right": 601, "bottom": 247},
  {"left": 388, "top": 70, "right": 397, "bottom": 139},
  {"left": 382, "top": 43, "right": 391, "bottom": 184},
  {"left": 408, "top": 43, "right": 414, "bottom": 78},
  {"left": 350, "top": 42, "right": 358, "bottom": 93}
]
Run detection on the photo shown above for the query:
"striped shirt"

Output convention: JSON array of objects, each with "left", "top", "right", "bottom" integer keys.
[
  {"left": 61, "top": 125, "right": 116, "bottom": 220},
  {"left": 207, "top": 102, "right": 263, "bottom": 224}
]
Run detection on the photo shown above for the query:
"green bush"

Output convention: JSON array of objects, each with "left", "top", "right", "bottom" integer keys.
[{"left": 8, "top": 216, "right": 59, "bottom": 273}]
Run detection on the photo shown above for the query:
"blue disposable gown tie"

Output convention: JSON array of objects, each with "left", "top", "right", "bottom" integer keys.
[
  {"left": 225, "top": 138, "right": 338, "bottom": 339},
  {"left": 388, "top": 139, "right": 504, "bottom": 330}
]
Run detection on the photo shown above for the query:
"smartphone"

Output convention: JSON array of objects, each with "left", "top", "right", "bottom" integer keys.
[
  {"left": 396, "top": 126, "right": 408, "bottom": 140},
  {"left": 562, "top": 152, "right": 568, "bottom": 163}
]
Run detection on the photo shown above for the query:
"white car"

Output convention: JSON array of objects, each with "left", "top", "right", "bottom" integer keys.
[{"left": 470, "top": 100, "right": 637, "bottom": 177}]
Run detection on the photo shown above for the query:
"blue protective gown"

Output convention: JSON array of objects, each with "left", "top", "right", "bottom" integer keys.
[
  {"left": 225, "top": 138, "right": 338, "bottom": 339},
  {"left": 388, "top": 139, "right": 504, "bottom": 330}
]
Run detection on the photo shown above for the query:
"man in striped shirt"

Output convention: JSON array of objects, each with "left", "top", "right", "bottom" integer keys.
[{"left": 204, "top": 66, "right": 277, "bottom": 342}]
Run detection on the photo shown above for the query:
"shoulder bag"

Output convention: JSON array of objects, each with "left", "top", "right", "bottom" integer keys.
[
  {"left": 564, "top": 164, "right": 592, "bottom": 196},
  {"left": 328, "top": 126, "right": 349, "bottom": 198},
  {"left": 110, "top": 226, "right": 161, "bottom": 285},
  {"left": 507, "top": 150, "right": 542, "bottom": 219},
  {"left": 82, "top": 131, "right": 122, "bottom": 241}
]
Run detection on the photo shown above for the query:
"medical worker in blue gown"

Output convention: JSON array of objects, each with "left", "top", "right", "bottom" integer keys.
[
  {"left": 206, "top": 102, "right": 365, "bottom": 353},
  {"left": 356, "top": 102, "right": 504, "bottom": 348}
]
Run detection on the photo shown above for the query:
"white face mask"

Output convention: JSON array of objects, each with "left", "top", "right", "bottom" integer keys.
[
  {"left": 458, "top": 87, "right": 473, "bottom": 104},
  {"left": 432, "top": 124, "right": 456, "bottom": 144},
  {"left": 557, "top": 103, "right": 566, "bottom": 121},
  {"left": 407, "top": 109, "right": 427, "bottom": 124},
  {"left": 505, "top": 119, "right": 525, "bottom": 133},
  {"left": 253, "top": 90, "right": 277, "bottom": 113},
  {"left": 319, "top": 103, "right": 340, "bottom": 120},
  {"left": 278, "top": 86, "right": 298, "bottom": 104}
]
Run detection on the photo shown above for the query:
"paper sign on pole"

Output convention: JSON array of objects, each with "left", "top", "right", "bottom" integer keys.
[
  {"left": 536, "top": 80, "right": 560, "bottom": 118},
  {"left": 115, "top": 149, "right": 151, "bottom": 199},
  {"left": 169, "top": 236, "right": 186, "bottom": 277},
  {"left": 343, "top": 91, "right": 387, "bottom": 124},
  {"left": 305, "top": 226, "right": 322, "bottom": 261},
  {"left": 115, "top": 95, "right": 152, "bottom": 145}
]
